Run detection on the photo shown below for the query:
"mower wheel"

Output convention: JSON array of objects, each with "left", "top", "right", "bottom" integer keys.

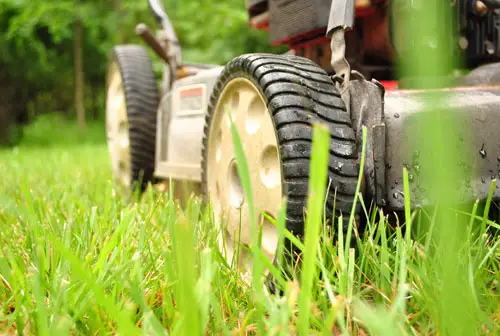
[
  {"left": 201, "top": 53, "right": 360, "bottom": 277},
  {"left": 106, "top": 45, "right": 159, "bottom": 192}
]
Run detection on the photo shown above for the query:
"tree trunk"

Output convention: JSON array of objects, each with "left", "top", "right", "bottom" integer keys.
[
  {"left": 112, "top": 0, "right": 123, "bottom": 44},
  {"left": 92, "top": 84, "right": 99, "bottom": 120},
  {"left": 112, "top": 0, "right": 121, "bottom": 12},
  {"left": 74, "top": 14, "right": 86, "bottom": 130}
]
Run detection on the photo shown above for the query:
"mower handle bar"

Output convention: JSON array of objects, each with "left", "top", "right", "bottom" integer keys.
[
  {"left": 147, "top": 0, "right": 179, "bottom": 46},
  {"left": 482, "top": 0, "right": 500, "bottom": 9}
]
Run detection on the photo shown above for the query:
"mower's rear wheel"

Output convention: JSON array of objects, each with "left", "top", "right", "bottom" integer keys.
[
  {"left": 106, "top": 45, "right": 159, "bottom": 191},
  {"left": 201, "top": 53, "right": 360, "bottom": 280}
]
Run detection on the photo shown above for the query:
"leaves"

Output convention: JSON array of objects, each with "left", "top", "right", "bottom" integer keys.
[{"left": 0, "top": 0, "right": 283, "bottom": 120}]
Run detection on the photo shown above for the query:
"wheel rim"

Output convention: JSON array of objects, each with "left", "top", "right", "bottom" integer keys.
[
  {"left": 206, "top": 78, "right": 282, "bottom": 279},
  {"left": 106, "top": 61, "right": 132, "bottom": 188}
]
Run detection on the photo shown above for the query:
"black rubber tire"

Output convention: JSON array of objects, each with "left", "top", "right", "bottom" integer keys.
[
  {"left": 201, "top": 53, "right": 361, "bottom": 260},
  {"left": 108, "top": 45, "right": 159, "bottom": 191}
]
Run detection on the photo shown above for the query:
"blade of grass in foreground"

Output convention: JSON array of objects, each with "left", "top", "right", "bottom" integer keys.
[
  {"left": 345, "top": 126, "right": 368, "bottom": 257},
  {"left": 227, "top": 106, "right": 266, "bottom": 333},
  {"left": 171, "top": 210, "right": 201, "bottom": 335},
  {"left": 394, "top": 1, "right": 483, "bottom": 335},
  {"left": 50, "top": 234, "right": 140, "bottom": 335},
  {"left": 298, "top": 123, "right": 330, "bottom": 334},
  {"left": 390, "top": 167, "right": 412, "bottom": 320}
]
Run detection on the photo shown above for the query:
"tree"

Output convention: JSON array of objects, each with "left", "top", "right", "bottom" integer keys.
[
  {"left": 74, "top": 0, "right": 85, "bottom": 130},
  {"left": 0, "top": 0, "right": 283, "bottom": 141}
]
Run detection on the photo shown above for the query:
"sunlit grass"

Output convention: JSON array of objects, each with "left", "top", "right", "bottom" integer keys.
[
  {"left": 0, "top": 115, "right": 498, "bottom": 335},
  {"left": 1, "top": 3, "right": 500, "bottom": 333}
]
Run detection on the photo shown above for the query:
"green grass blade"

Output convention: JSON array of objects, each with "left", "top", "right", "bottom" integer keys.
[
  {"left": 171, "top": 212, "right": 201, "bottom": 335},
  {"left": 227, "top": 106, "right": 266, "bottom": 332},
  {"left": 345, "top": 126, "right": 368, "bottom": 257},
  {"left": 50, "top": 235, "right": 140, "bottom": 335},
  {"left": 298, "top": 123, "right": 330, "bottom": 334}
]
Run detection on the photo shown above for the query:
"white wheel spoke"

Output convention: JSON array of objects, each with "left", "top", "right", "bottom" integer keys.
[
  {"left": 256, "top": 107, "right": 278, "bottom": 156},
  {"left": 105, "top": 61, "right": 131, "bottom": 189},
  {"left": 206, "top": 77, "right": 283, "bottom": 279},
  {"left": 259, "top": 213, "right": 280, "bottom": 260},
  {"left": 218, "top": 124, "right": 234, "bottom": 166},
  {"left": 251, "top": 115, "right": 282, "bottom": 216},
  {"left": 235, "top": 88, "right": 256, "bottom": 130},
  {"left": 226, "top": 207, "right": 252, "bottom": 247}
]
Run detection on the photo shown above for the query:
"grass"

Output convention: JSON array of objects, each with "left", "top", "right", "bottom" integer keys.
[
  {"left": 0, "top": 114, "right": 498, "bottom": 335},
  {"left": 1, "top": 2, "right": 498, "bottom": 334}
]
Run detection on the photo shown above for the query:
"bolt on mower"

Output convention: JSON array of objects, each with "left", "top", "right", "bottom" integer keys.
[{"left": 105, "top": 0, "right": 500, "bottom": 279}]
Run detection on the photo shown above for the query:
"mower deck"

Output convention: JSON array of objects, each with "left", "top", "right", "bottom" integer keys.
[
  {"left": 385, "top": 85, "right": 500, "bottom": 209},
  {"left": 152, "top": 64, "right": 500, "bottom": 212}
]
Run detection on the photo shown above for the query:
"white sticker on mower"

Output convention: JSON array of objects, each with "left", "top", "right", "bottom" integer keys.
[{"left": 177, "top": 84, "right": 206, "bottom": 115}]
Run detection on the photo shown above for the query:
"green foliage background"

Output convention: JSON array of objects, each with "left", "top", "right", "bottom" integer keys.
[{"left": 0, "top": 0, "right": 283, "bottom": 121}]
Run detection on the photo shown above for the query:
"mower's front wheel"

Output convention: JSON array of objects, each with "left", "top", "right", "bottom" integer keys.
[
  {"left": 201, "top": 53, "right": 360, "bottom": 279},
  {"left": 106, "top": 45, "right": 159, "bottom": 192}
]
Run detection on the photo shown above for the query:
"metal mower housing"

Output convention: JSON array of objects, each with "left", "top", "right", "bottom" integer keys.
[
  {"left": 155, "top": 66, "right": 223, "bottom": 182},
  {"left": 136, "top": 0, "right": 500, "bottom": 208},
  {"left": 152, "top": 67, "right": 500, "bottom": 210}
]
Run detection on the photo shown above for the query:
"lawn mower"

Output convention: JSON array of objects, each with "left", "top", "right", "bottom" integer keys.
[{"left": 105, "top": 0, "right": 500, "bottom": 276}]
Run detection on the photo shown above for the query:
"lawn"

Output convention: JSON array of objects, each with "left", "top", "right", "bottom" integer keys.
[{"left": 0, "top": 114, "right": 499, "bottom": 335}]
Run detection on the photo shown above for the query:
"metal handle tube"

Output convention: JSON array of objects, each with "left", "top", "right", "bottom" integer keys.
[
  {"left": 327, "top": 0, "right": 355, "bottom": 36},
  {"left": 147, "top": 0, "right": 180, "bottom": 47},
  {"left": 136, "top": 23, "right": 170, "bottom": 63},
  {"left": 482, "top": 0, "right": 500, "bottom": 9},
  {"left": 326, "top": 0, "right": 355, "bottom": 87}
]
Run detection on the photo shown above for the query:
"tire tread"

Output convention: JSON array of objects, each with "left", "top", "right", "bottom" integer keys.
[
  {"left": 201, "top": 53, "right": 360, "bottom": 242},
  {"left": 111, "top": 45, "right": 159, "bottom": 190}
]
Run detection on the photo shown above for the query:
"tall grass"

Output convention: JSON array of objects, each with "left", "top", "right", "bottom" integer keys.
[
  {"left": 0, "top": 111, "right": 498, "bottom": 335},
  {"left": 1, "top": 2, "right": 499, "bottom": 333}
]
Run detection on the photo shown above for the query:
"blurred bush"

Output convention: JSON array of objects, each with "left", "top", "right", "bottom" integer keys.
[{"left": 0, "top": 0, "right": 283, "bottom": 144}]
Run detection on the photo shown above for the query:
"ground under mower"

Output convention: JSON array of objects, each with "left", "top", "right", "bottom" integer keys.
[{"left": 105, "top": 0, "right": 500, "bottom": 276}]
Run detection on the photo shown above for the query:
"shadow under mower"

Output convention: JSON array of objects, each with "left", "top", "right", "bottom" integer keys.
[{"left": 105, "top": 0, "right": 500, "bottom": 278}]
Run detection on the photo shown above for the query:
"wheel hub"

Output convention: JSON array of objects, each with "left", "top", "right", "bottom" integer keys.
[{"left": 206, "top": 78, "right": 282, "bottom": 277}]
